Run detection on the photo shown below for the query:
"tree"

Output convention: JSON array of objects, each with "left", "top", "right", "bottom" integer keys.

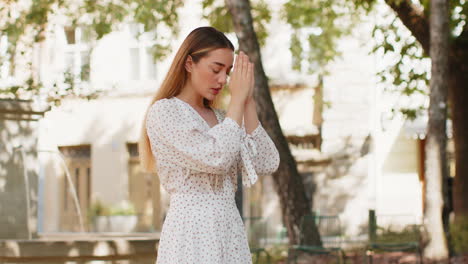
[
  {"left": 285, "top": 0, "right": 468, "bottom": 223},
  {"left": 377, "top": 0, "right": 468, "bottom": 221},
  {"left": 224, "top": 0, "right": 322, "bottom": 246},
  {"left": 423, "top": 0, "right": 450, "bottom": 259},
  {"left": 287, "top": 0, "right": 464, "bottom": 257}
]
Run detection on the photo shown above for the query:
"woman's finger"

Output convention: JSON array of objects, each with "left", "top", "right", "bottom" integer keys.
[
  {"left": 242, "top": 53, "right": 249, "bottom": 77},
  {"left": 233, "top": 51, "right": 241, "bottom": 77},
  {"left": 250, "top": 63, "right": 255, "bottom": 89},
  {"left": 239, "top": 52, "right": 246, "bottom": 77},
  {"left": 248, "top": 63, "right": 254, "bottom": 97},
  {"left": 247, "top": 61, "right": 252, "bottom": 83}
]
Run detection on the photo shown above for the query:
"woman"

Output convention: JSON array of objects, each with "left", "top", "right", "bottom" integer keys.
[{"left": 139, "top": 27, "right": 280, "bottom": 264}]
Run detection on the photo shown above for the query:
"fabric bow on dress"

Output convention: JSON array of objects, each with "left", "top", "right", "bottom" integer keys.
[{"left": 240, "top": 130, "right": 258, "bottom": 187}]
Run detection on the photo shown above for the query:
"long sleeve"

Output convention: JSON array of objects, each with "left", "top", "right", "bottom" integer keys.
[
  {"left": 208, "top": 108, "right": 280, "bottom": 187},
  {"left": 146, "top": 99, "right": 243, "bottom": 175},
  {"left": 248, "top": 123, "right": 280, "bottom": 174},
  {"left": 239, "top": 122, "right": 280, "bottom": 186},
  {"left": 235, "top": 120, "right": 279, "bottom": 188}
]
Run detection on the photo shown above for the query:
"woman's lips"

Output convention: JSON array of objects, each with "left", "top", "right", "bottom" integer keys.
[{"left": 211, "top": 88, "right": 221, "bottom": 94}]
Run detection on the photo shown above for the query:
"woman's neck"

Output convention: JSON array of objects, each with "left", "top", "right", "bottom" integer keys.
[{"left": 177, "top": 83, "right": 206, "bottom": 109}]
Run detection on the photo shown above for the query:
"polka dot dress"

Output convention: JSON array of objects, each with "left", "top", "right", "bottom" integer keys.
[{"left": 146, "top": 97, "right": 280, "bottom": 264}]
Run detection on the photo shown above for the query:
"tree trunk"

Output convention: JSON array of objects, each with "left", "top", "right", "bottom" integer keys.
[
  {"left": 224, "top": 0, "right": 321, "bottom": 246},
  {"left": 449, "top": 45, "right": 468, "bottom": 220},
  {"left": 385, "top": 0, "right": 468, "bottom": 222},
  {"left": 423, "top": 0, "right": 449, "bottom": 259}
]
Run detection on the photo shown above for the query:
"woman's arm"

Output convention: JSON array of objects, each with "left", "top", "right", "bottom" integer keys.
[
  {"left": 244, "top": 99, "right": 260, "bottom": 135},
  {"left": 226, "top": 51, "right": 252, "bottom": 126},
  {"left": 236, "top": 54, "right": 279, "bottom": 185},
  {"left": 240, "top": 66, "right": 279, "bottom": 177},
  {"left": 243, "top": 56, "right": 259, "bottom": 134},
  {"left": 147, "top": 100, "right": 243, "bottom": 175}
]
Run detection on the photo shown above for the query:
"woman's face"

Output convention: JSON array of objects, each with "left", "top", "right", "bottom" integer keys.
[{"left": 186, "top": 48, "right": 234, "bottom": 102}]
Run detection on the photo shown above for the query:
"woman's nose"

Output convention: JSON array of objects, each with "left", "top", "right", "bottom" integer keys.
[{"left": 218, "top": 73, "right": 228, "bottom": 85}]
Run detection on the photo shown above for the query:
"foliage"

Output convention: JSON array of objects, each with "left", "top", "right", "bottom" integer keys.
[
  {"left": 253, "top": 244, "right": 343, "bottom": 264},
  {"left": 375, "top": 224, "right": 422, "bottom": 244},
  {"left": 88, "top": 199, "right": 136, "bottom": 221},
  {"left": 281, "top": 0, "right": 371, "bottom": 74},
  {"left": 0, "top": 68, "right": 102, "bottom": 106},
  {"left": 201, "top": 0, "right": 272, "bottom": 46},
  {"left": 0, "top": 0, "right": 183, "bottom": 101},
  {"left": 254, "top": 244, "right": 289, "bottom": 264},
  {"left": 372, "top": 11, "right": 430, "bottom": 120},
  {"left": 2, "top": 0, "right": 466, "bottom": 116},
  {"left": 87, "top": 199, "right": 110, "bottom": 222},
  {"left": 368, "top": 0, "right": 467, "bottom": 119},
  {"left": 109, "top": 201, "right": 136, "bottom": 216},
  {"left": 282, "top": 0, "right": 466, "bottom": 118},
  {"left": 450, "top": 216, "right": 468, "bottom": 254},
  {"left": 417, "top": 0, "right": 468, "bottom": 37}
]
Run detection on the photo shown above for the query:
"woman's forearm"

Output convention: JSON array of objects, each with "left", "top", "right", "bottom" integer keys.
[
  {"left": 226, "top": 97, "right": 246, "bottom": 126},
  {"left": 244, "top": 99, "right": 259, "bottom": 134}
]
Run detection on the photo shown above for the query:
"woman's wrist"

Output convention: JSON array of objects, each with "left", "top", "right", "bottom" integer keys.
[
  {"left": 244, "top": 97, "right": 259, "bottom": 134},
  {"left": 231, "top": 96, "right": 247, "bottom": 108},
  {"left": 245, "top": 96, "right": 256, "bottom": 107},
  {"left": 227, "top": 97, "right": 246, "bottom": 126}
]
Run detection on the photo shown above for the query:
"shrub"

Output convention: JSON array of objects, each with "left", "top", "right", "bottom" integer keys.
[
  {"left": 450, "top": 216, "right": 468, "bottom": 254},
  {"left": 375, "top": 224, "right": 422, "bottom": 244}
]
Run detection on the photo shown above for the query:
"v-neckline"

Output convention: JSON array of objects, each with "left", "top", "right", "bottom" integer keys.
[{"left": 173, "top": 97, "right": 220, "bottom": 129}]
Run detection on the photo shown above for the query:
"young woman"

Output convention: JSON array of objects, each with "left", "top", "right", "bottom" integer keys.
[{"left": 139, "top": 27, "right": 280, "bottom": 264}]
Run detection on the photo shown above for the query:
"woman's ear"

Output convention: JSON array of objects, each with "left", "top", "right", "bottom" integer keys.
[{"left": 185, "top": 55, "right": 193, "bottom": 73}]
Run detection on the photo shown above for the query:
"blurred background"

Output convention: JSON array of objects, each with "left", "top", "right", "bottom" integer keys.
[{"left": 1, "top": 0, "right": 466, "bottom": 263}]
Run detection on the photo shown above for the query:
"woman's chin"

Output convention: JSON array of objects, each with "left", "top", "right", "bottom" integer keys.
[{"left": 204, "top": 94, "right": 217, "bottom": 101}]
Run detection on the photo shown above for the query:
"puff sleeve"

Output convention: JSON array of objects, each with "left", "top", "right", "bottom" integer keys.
[{"left": 146, "top": 99, "right": 243, "bottom": 175}]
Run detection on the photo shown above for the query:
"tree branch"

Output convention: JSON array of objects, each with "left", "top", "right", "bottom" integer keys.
[{"left": 385, "top": 0, "right": 430, "bottom": 55}]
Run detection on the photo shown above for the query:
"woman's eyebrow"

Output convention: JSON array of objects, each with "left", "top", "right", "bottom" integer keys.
[{"left": 213, "top": 62, "right": 233, "bottom": 69}]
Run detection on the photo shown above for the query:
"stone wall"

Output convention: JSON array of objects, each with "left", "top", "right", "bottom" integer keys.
[{"left": 0, "top": 99, "right": 49, "bottom": 239}]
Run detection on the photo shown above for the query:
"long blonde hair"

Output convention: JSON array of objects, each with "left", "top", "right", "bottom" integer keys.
[{"left": 138, "top": 27, "right": 234, "bottom": 172}]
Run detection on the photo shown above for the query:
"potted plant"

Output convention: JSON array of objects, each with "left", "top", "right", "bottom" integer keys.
[{"left": 89, "top": 200, "right": 137, "bottom": 232}]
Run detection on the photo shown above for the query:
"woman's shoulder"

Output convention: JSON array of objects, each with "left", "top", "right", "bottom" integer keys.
[
  {"left": 150, "top": 97, "right": 174, "bottom": 108},
  {"left": 147, "top": 98, "right": 184, "bottom": 123},
  {"left": 149, "top": 97, "right": 180, "bottom": 114}
]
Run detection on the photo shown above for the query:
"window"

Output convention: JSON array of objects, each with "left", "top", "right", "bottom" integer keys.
[
  {"left": 145, "top": 47, "right": 157, "bottom": 79},
  {"left": 58, "top": 145, "right": 92, "bottom": 231},
  {"left": 64, "top": 26, "right": 91, "bottom": 82},
  {"left": 128, "top": 24, "right": 157, "bottom": 80},
  {"left": 87, "top": 167, "right": 91, "bottom": 208},
  {"left": 75, "top": 168, "right": 80, "bottom": 198},
  {"left": 130, "top": 47, "right": 140, "bottom": 80}
]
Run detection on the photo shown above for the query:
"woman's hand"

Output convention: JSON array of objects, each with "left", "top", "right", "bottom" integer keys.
[
  {"left": 246, "top": 60, "right": 255, "bottom": 103},
  {"left": 226, "top": 51, "right": 254, "bottom": 126},
  {"left": 229, "top": 51, "right": 253, "bottom": 104}
]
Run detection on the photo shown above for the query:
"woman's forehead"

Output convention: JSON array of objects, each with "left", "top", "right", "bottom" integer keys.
[{"left": 204, "top": 48, "right": 234, "bottom": 66}]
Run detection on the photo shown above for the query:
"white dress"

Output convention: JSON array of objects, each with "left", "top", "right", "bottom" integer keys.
[{"left": 146, "top": 97, "right": 280, "bottom": 264}]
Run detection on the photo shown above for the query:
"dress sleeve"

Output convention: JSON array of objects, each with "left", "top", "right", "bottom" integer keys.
[
  {"left": 146, "top": 100, "right": 243, "bottom": 175},
  {"left": 214, "top": 105, "right": 280, "bottom": 187},
  {"left": 250, "top": 123, "right": 280, "bottom": 173},
  {"left": 240, "top": 122, "right": 280, "bottom": 187}
]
